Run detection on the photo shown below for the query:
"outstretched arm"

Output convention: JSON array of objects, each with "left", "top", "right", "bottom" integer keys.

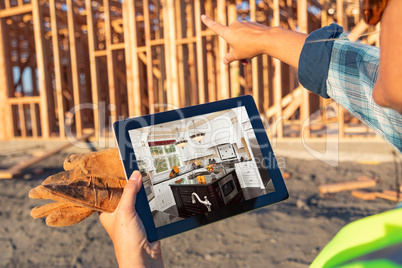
[{"left": 201, "top": 15, "right": 307, "bottom": 69}]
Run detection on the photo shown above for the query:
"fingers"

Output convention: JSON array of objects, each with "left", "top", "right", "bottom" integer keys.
[
  {"left": 201, "top": 14, "right": 227, "bottom": 38},
  {"left": 117, "top": 171, "right": 143, "bottom": 214},
  {"left": 224, "top": 52, "right": 249, "bottom": 65},
  {"left": 63, "top": 152, "right": 87, "bottom": 171},
  {"left": 148, "top": 241, "right": 163, "bottom": 258},
  {"left": 223, "top": 50, "right": 237, "bottom": 65}
]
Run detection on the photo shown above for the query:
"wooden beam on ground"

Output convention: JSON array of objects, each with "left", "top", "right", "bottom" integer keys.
[
  {"left": 376, "top": 191, "right": 402, "bottom": 202},
  {"left": 32, "top": 0, "right": 50, "bottom": 138},
  {"left": 319, "top": 178, "right": 377, "bottom": 196},
  {"left": 0, "top": 132, "right": 94, "bottom": 179},
  {"left": 50, "top": 0, "right": 65, "bottom": 138},
  {"left": 351, "top": 190, "right": 377, "bottom": 200}
]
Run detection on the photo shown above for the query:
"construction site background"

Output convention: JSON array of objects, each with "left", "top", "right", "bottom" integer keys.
[{"left": 0, "top": 0, "right": 380, "bottom": 142}]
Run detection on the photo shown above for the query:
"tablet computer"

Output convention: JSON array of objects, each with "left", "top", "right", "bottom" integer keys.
[{"left": 113, "top": 95, "right": 288, "bottom": 242}]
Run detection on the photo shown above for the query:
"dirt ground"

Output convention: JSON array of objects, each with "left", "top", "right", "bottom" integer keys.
[{"left": 0, "top": 145, "right": 399, "bottom": 268}]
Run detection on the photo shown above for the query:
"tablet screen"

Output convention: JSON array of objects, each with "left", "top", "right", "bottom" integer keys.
[
  {"left": 114, "top": 96, "right": 288, "bottom": 241},
  {"left": 128, "top": 106, "right": 275, "bottom": 228}
]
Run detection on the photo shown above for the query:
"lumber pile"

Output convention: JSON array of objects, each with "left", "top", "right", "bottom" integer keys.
[
  {"left": 318, "top": 176, "right": 378, "bottom": 197},
  {"left": 319, "top": 177, "right": 402, "bottom": 203},
  {"left": 352, "top": 190, "right": 402, "bottom": 202}
]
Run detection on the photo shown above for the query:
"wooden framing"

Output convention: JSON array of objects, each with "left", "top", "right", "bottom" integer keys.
[
  {"left": 123, "top": 0, "right": 141, "bottom": 117},
  {"left": 164, "top": 0, "right": 180, "bottom": 109},
  {"left": 0, "top": 4, "right": 32, "bottom": 18},
  {"left": 217, "top": 0, "right": 229, "bottom": 100},
  {"left": 143, "top": 0, "right": 155, "bottom": 114},
  {"left": 336, "top": 0, "right": 345, "bottom": 138},
  {"left": 195, "top": 0, "right": 206, "bottom": 104},
  {"left": 0, "top": 17, "right": 11, "bottom": 140},
  {"left": 86, "top": 0, "right": 101, "bottom": 138},
  {"left": 32, "top": 0, "right": 50, "bottom": 139},
  {"left": 104, "top": 0, "right": 117, "bottom": 123},
  {"left": 50, "top": 0, "right": 65, "bottom": 138},
  {"left": 298, "top": 0, "right": 310, "bottom": 139},
  {"left": 227, "top": 2, "right": 239, "bottom": 100},
  {"left": 273, "top": 0, "right": 283, "bottom": 138},
  {"left": 0, "top": 0, "right": 380, "bottom": 142}
]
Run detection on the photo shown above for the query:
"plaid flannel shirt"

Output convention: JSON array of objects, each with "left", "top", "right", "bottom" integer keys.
[{"left": 299, "top": 24, "right": 402, "bottom": 152}]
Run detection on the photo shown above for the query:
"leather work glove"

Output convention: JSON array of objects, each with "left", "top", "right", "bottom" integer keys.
[{"left": 29, "top": 148, "right": 127, "bottom": 227}]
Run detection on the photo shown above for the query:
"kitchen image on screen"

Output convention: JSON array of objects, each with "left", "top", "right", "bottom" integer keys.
[{"left": 128, "top": 107, "right": 275, "bottom": 228}]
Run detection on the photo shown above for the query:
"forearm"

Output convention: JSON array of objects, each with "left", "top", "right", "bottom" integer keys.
[
  {"left": 372, "top": 0, "right": 402, "bottom": 113},
  {"left": 260, "top": 27, "right": 307, "bottom": 69},
  {"left": 326, "top": 40, "right": 402, "bottom": 152},
  {"left": 201, "top": 15, "right": 307, "bottom": 68}
]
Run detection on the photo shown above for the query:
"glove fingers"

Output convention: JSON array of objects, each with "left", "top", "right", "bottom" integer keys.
[
  {"left": 63, "top": 152, "right": 89, "bottom": 171},
  {"left": 31, "top": 202, "right": 71, "bottom": 219},
  {"left": 29, "top": 185, "right": 58, "bottom": 200},
  {"left": 41, "top": 176, "right": 126, "bottom": 213},
  {"left": 42, "top": 168, "right": 85, "bottom": 186},
  {"left": 79, "top": 148, "right": 126, "bottom": 179},
  {"left": 45, "top": 205, "right": 95, "bottom": 227}
]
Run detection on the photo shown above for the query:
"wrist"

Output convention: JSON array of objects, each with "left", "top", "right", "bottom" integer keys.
[
  {"left": 114, "top": 241, "right": 164, "bottom": 268},
  {"left": 261, "top": 26, "right": 283, "bottom": 55}
]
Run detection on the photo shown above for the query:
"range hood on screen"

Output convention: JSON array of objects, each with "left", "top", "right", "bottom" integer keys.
[{"left": 216, "top": 143, "right": 237, "bottom": 161}]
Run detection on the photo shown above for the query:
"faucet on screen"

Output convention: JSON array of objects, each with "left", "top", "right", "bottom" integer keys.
[{"left": 191, "top": 192, "right": 212, "bottom": 212}]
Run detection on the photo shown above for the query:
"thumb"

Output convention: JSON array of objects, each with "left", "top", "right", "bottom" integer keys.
[
  {"left": 224, "top": 51, "right": 236, "bottom": 65},
  {"left": 118, "top": 171, "right": 142, "bottom": 213}
]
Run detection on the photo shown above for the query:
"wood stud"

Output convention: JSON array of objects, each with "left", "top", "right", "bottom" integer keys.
[{"left": 0, "top": 0, "right": 379, "bottom": 141}]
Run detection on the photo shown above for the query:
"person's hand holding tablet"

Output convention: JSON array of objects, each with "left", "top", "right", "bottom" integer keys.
[{"left": 99, "top": 171, "right": 164, "bottom": 268}]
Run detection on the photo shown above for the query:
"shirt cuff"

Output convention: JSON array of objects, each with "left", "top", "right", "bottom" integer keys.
[{"left": 298, "top": 24, "right": 345, "bottom": 99}]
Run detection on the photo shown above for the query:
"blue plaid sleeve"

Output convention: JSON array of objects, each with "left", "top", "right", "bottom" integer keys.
[
  {"left": 298, "top": 24, "right": 344, "bottom": 98},
  {"left": 328, "top": 40, "right": 402, "bottom": 152}
]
